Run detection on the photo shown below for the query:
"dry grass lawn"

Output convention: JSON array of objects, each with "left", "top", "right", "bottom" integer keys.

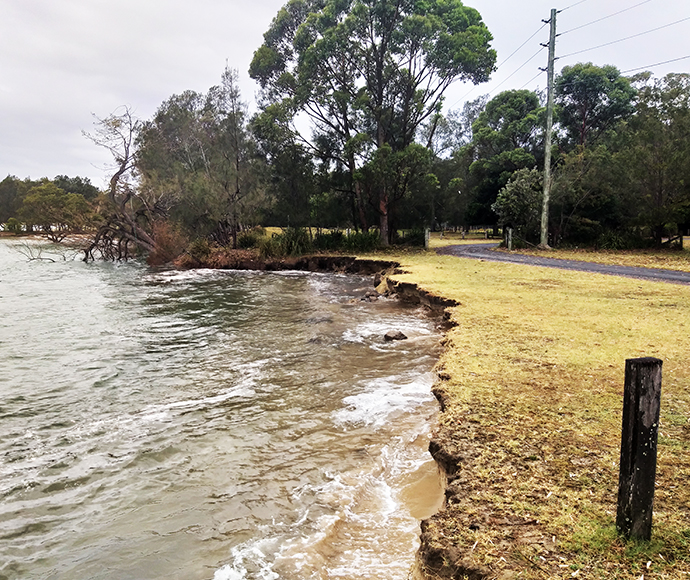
[
  {"left": 428, "top": 231, "right": 690, "bottom": 273},
  {"left": 365, "top": 248, "right": 690, "bottom": 579}
]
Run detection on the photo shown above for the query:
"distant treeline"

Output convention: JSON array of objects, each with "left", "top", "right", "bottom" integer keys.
[{"left": 3, "top": 0, "right": 690, "bottom": 258}]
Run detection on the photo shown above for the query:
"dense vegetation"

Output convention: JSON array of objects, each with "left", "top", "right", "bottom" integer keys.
[{"left": 2, "top": 0, "right": 690, "bottom": 260}]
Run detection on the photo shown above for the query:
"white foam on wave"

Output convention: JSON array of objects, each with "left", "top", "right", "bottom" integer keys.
[
  {"left": 332, "top": 372, "right": 435, "bottom": 427},
  {"left": 211, "top": 426, "right": 435, "bottom": 580},
  {"left": 342, "top": 316, "right": 433, "bottom": 345}
]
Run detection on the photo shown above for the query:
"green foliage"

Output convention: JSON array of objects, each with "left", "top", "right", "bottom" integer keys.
[
  {"left": 398, "top": 229, "right": 427, "bottom": 247},
  {"left": 312, "top": 229, "right": 381, "bottom": 252},
  {"left": 237, "top": 230, "right": 263, "bottom": 248},
  {"left": 556, "top": 62, "right": 636, "bottom": 148},
  {"left": 18, "top": 182, "right": 93, "bottom": 242},
  {"left": 491, "top": 168, "right": 542, "bottom": 243},
  {"left": 312, "top": 230, "right": 345, "bottom": 251},
  {"left": 595, "top": 229, "right": 651, "bottom": 250},
  {"left": 5, "top": 217, "right": 21, "bottom": 233},
  {"left": 342, "top": 230, "right": 380, "bottom": 252},
  {"left": 465, "top": 90, "right": 543, "bottom": 226},
  {"left": 259, "top": 227, "right": 312, "bottom": 258},
  {"left": 187, "top": 238, "right": 213, "bottom": 261},
  {"left": 251, "top": 0, "right": 497, "bottom": 241},
  {"left": 137, "top": 67, "right": 266, "bottom": 247},
  {"left": 53, "top": 175, "right": 99, "bottom": 200}
]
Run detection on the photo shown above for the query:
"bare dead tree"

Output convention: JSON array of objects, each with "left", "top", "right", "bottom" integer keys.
[{"left": 82, "top": 107, "right": 163, "bottom": 261}]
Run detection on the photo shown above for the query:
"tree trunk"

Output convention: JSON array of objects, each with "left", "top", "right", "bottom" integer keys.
[{"left": 379, "top": 188, "right": 390, "bottom": 246}]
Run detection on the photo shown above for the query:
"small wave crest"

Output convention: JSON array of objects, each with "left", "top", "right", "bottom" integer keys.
[{"left": 333, "top": 372, "right": 436, "bottom": 427}]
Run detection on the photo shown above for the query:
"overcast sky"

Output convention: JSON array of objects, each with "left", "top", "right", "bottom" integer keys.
[{"left": 1, "top": 0, "right": 688, "bottom": 188}]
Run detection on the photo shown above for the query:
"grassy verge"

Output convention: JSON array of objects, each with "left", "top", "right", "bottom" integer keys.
[
  {"left": 363, "top": 249, "right": 690, "bottom": 579},
  {"left": 427, "top": 231, "right": 690, "bottom": 272},
  {"left": 516, "top": 248, "right": 690, "bottom": 273}
]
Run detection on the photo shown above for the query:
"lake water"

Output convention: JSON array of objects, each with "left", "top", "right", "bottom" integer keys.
[{"left": 0, "top": 239, "right": 442, "bottom": 580}]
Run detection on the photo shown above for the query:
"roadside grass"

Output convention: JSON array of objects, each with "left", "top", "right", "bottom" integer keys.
[
  {"left": 509, "top": 247, "right": 690, "bottom": 273},
  {"left": 427, "top": 230, "right": 690, "bottom": 272},
  {"left": 362, "top": 250, "right": 690, "bottom": 579}
]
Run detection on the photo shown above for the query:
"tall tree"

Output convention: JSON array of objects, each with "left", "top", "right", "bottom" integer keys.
[
  {"left": 204, "top": 67, "right": 263, "bottom": 247},
  {"left": 624, "top": 72, "right": 690, "bottom": 244},
  {"left": 250, "top": 0, "right": 496, "bottom": 243},
  {"left": 464, "top": 89, "right": 543, "bottom": 226},
  {"left": 137, "top": 69, "right": 265, "bottom": 247},
  {"left": 555, "top": 62, "right": 636, "bottom": 148}
]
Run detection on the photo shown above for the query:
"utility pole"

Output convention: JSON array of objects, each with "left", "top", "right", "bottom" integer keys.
[{"left": 539, "top": 8, "right": 557, "bottom": 249}]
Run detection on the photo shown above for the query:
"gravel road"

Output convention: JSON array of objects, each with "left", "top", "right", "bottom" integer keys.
[{"left": 437, "top": 243, "right": 690, "bottom": 286}]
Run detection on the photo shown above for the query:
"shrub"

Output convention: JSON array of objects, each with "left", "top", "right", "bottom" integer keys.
[
  {"left": 187, "top": 238, "right": 213, "bottom": 261},
  {"left": 237, "top": 230, "right": 262, "bottom": 249},
  {"left": 596, "top": 230, "right": 651, "bottom": 250},
  {"left": 258, "top": 235, "right": 284, "bottom": 259},
  {"left": 147, "top": 221, "right": 189, "bottom": 266},
  {"left": 342, "top": 230, "right": 381, "bottom": 252},
  {"left": 313, "top": 230, "right": 345, "bottom": 251},
  {"left": 399, "top": 229, "right": 426, "bottom": 247},
  {"left": 5, "top": 217, "right": 21, "bottom": 234}
]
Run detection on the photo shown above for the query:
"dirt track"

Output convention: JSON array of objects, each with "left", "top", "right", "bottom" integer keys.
[{"left": 437, "top": 243, "right": 690, "bottom": 285}]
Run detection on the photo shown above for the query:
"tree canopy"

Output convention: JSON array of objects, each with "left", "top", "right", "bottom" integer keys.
[
  {"left": 250, "top": 0, "right": 496, "bottom": 243},
  {"left": 556, "top": 62, "right": 636, "bottom": 148}
]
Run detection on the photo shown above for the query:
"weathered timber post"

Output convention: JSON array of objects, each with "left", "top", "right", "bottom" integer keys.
[{"left": 616, "top": 357, "right": 662, "bottom": 541}]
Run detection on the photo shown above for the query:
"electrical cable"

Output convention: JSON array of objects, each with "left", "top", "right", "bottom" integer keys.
[
  {"left": 559, "top": 16, "right": 690, "bottom": 60},
  {"left": 520, "top": 70, "right": 545, "bottom": 90},
  {"left": 558, "top": 0, "right": 591, "bottom": 13},
  {"left": 559, "top": 0, "right": 655, "bottom": 35},
  {"left": 622, "top": 55, "right": 690, "bottom": 74},
  {"left": 488, "top": 47, "right": 546, "bottom": 96},
  {"left": 498, "top": 22, "right": 548, "bottom": 69},
  {"left": 447, "top": 23, "right": 549, "bottom": 110}
]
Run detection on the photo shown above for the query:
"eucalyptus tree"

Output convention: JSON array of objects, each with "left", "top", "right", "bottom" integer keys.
[
  {"left": 464, "top": 89, "right": 543, "bottom": 226},
  {"left": 623, "top": 72, "right": 690, "bottom": 244},
  {"left": 250, "top": 0, "right": 496, "bottom": 243},
  {"left": 555, "top": 62, "right": 636, "bottom": 148}
]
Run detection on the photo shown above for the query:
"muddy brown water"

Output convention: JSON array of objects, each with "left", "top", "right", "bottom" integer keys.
[{"left": 0, "top": 240, "right": 443, "bottom": 580}]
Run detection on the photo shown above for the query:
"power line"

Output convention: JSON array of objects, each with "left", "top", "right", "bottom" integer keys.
[
  {"left": 498, "top": 22, "right": 548, "bottom": 68},
  {"left": 447, "top": 23, "right": 549, "bottom": 110},
  {"left": 558, "top": 0, "right": 591, "bottom": 13},
  {"left": 520, "top": 70, "right": 545, "bottom": 90},
  {"left": 559, "top": 0, "right": 655, "bottom": 35},
  {"left": 622, "top": 55, "right": 690, "bottom": 74},
  {"left": 488, "top": 47, "right": 546, "bottom": 97},
  {"left": 559, "top": 16, "right": 690, "bottom": 60}
]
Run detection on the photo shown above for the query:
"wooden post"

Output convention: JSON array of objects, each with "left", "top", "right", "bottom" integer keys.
[{"left": 616, "top": 357, "right": 662, "bottom": 541}]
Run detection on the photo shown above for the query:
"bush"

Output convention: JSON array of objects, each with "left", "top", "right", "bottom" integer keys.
[
  {"left": 187, "top": 238, "right": 213, "bottom": 261},
  {"left": 398, "top": 229, "right": 426, "bottom": 247},
  {"left": 5, "top": 217, "right": 21, "bottom": 234},
  {"left": 258, "top": 235, "right": 284, "bottom": 259},
  {"left": 342, "top": 230, "right": 381, "bottom": 252},
  {"left": 147, "top": 221, "right": 189, "bottom": 266},
  {"left": 313, "top": 230, "right": 345, "bottom": 251},
  {"left": 596, "top": 230, "right": 651, "bottom": 250},
  {"left": 237, "top": 230, "right": 262, "bottom": 249}
]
